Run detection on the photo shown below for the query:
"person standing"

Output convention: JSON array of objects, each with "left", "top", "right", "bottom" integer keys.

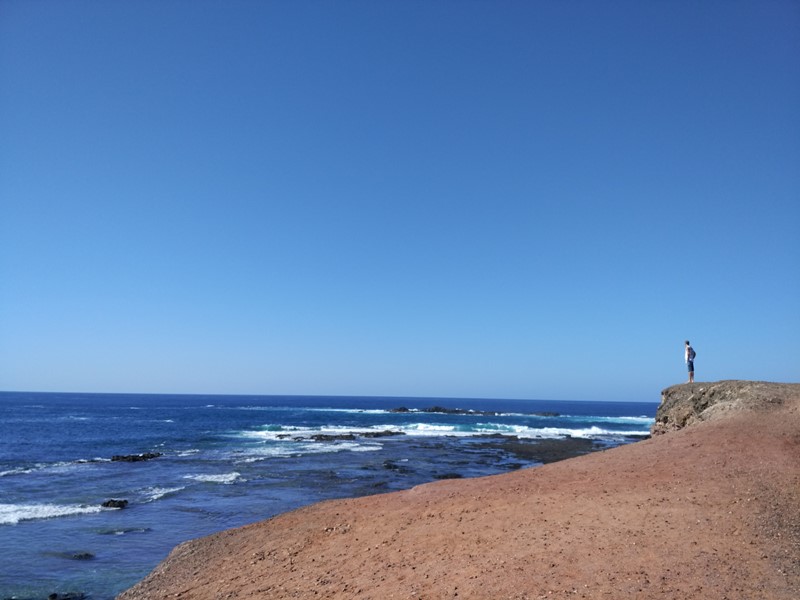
[{"left": 685, "top": 340, "right": 696, "bottom": 383}]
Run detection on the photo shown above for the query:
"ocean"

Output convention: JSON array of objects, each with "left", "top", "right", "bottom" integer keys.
[{"left": 0, "top": 392, "right": 656, "bottom": 599}]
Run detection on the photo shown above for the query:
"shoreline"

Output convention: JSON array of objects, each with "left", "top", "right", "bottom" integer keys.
[
  {"left": 0, "top": 395, "right": 651, "bottom": 600},
  {"left": 120, "top": 381, "right": 799, "bottom": 599}
]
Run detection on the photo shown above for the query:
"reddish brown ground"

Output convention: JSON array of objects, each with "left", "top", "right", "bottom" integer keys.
[{"left": 120, "top": 391, "right": 799, "bottom": 600}]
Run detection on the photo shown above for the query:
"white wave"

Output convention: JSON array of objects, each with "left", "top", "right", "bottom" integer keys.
[
  {"left": 234, "top": 419, "right": 652, "bottom": 444},
  {"left": 176, "top": 449, "right": 200, "bottom": 457},
  {"left": 0, "top": 458, "right": 109, "bottom": 478},
  {"left": 562, "top": 415, "right": 655, "bottom": 425},
  {"left": 233, "top": 439, "right": 384, "bottom": 463},
  {"left": 236, "top": 424, "right": 403, "bottom": 441},
  {"left": 47, "top": 460, "right": 86, "bottom": 472},
  {"left": 605, "top": 416, "right": 655, "bottom": 424},
  {"left": 235, "top": 449, "right": 296, "bottom": 462},
  {"left": 325, "top": 441, "right": 382, "bottom": 453},
  {"left": 403, "top": 422, "right": 651, "bottom": 439},
  {"left": 184, "top": 472, "right": 241, "bottom": 485},
  {"left": 515, "top": 425, "right": 651, "bottom": 439},
  {"left": 404, "top": 423, "right": 458, "bottom": 435},
  {"left": 0, "top": 502, "right": 103, "bottom": 525},
  {"left": 141, "top": 486, "right": 185, "bottom": 502},
  {"left": 233, "top": 442, "right": 332, "bottom": 461},
  {"left": 0, "top": 467, "right": 34, "bottom": 477}
]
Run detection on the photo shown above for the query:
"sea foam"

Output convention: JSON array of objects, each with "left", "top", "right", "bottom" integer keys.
[
  {"left": 0, "top": 502, "right": 103, "bottom": 525},
  {"left": 184, "top": 472, "right": 241, "bottom": 485},
  {"left": 235, "top": 420, "right": 653, "bottom": 442},
  {"left": 141, "top": 486, "right": 186, "bottom": 502}
]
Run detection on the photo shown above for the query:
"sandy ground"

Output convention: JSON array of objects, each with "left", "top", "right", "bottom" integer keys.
[{"left": 120, "top": 387, "right": 800, "bottom": 600}]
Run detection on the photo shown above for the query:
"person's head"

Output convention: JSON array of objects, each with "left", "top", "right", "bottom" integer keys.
[{"left": 685, "top": 340, "right": 691, "bottom": 346}]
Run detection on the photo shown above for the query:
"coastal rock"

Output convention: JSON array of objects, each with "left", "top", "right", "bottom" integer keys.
[
  {"left": 111, "top": 452, "right": 163, "bottom": 462},
  {"left": 101, "top": 499, "right": 129, "bottom": 509},
  {"left": 652, "top": 380, "right": 800, "bottom": 435},
  {"left": 310, "top": 434, "right": 356, "bottom": 442},
  {"left": 308, "top": 431, "right": 404, "bottom": 442},
  {"left": 361, "top": 430, "right": 405, "bottom": 438}
]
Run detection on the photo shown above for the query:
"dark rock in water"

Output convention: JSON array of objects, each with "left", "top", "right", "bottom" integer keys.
[
  {"left": 430, "top": 405, "right": 502, "bottom": 416},
  {"left": 480, "top": 437, "right": 598, "bottom": 464},
  {"left": 111, "top": 452, "right": 163, "bottom": 462},
  {"left": 361, "top": 430, "right": 405, "bottom": 438},
  {"left": 310, "top": 431, "right": 404, "bottom": 442},
  {"left": 391, "top": 406, "right": 502, "bottom": 416},
  {"left": 102, "top": 499, "right": 129, "bottom": 509},
  {"left": 476, "top": 433, "right": 515, "bottom": 440},
  {"left": 434, "top": 473, "right": 463, "bottom": 480},
  {"left": 383, "top": 460, "right": 412, "bottom": 474},
  {"left": 390, "top": 406, "right": 559, "bottom": 418},
  {"left": 310, "top": 433, "right": 356, "bottom": 442},
  {"left": 70, "top": 552, "right": 95, "bottom": 560}
]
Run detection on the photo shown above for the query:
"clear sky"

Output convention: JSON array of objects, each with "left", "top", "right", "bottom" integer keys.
[{"left": 1, "top": 1, "right": 798, "bottom": 402}]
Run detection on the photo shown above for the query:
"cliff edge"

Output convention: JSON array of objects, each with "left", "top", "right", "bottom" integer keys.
[{"left": 652, "top": 380, "right": 800, "bottom": 435}]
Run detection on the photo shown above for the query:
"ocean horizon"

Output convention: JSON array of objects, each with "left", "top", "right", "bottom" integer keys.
[{"left": 0, "top": 391, "right": 656, "bottom": 599}]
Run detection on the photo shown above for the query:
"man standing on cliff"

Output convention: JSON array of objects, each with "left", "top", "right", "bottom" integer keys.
[{"left": 685, "top": 340, "right": 696, "bottom": 383}]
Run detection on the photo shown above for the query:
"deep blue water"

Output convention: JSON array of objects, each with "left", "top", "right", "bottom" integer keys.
[{"left": 0, "top": 392, "right": 656, "bottom": 599}]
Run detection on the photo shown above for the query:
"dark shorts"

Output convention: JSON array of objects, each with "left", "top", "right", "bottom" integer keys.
[{"left": 687, "top": 360, "right": 694, "bottom": 372}]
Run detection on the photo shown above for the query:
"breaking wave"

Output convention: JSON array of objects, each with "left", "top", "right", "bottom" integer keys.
[
  {"left": 183, "top": 472, "right": 242, "bottom": 485},
  {"left": 0, "top": 502, "right": 103, "bottom": 526}
]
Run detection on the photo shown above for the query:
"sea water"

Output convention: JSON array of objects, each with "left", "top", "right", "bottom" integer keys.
[{"left": 0, "top": 392, "right": 656, "bottom": 599}]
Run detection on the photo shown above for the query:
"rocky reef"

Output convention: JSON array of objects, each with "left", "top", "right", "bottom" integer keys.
[{"left": 652, "top": 380, "right": 800, "bottom": 435}]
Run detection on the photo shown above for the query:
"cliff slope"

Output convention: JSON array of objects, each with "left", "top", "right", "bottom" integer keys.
[{"left": 120, "top": 381, "right": 800, "bottom": 600}]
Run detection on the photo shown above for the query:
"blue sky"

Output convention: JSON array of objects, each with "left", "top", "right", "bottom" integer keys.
[{"left": 1, "top": 1, "right": 798, "bottom": 402}]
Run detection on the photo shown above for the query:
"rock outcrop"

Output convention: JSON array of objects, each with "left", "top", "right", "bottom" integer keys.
[
  {"left": 652, "top": 380, "right": 800, "bottom": 435},
  {"left": 111, "top": 453, "right": 163, "bottom": 462}
]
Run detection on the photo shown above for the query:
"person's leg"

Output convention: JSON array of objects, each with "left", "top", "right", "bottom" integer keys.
[{"left": 688, "top": 362, "right": 694, "bottom": 383}]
